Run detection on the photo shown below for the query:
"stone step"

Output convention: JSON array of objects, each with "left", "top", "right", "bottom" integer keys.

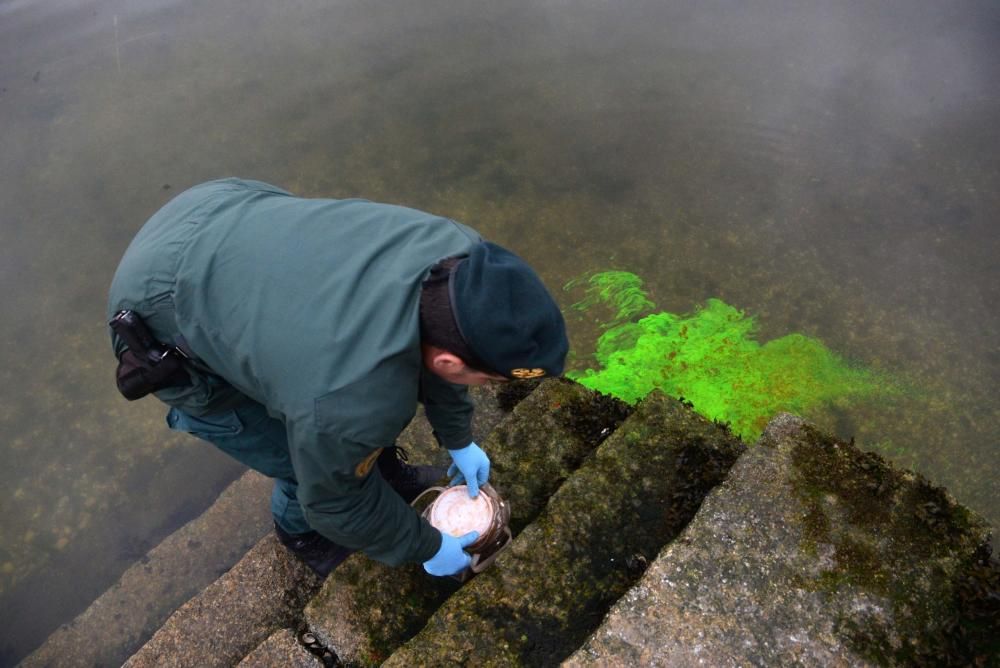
[
  {"left": 20, "top": 470, "right": 272, "bottom": 668},
  {"left": 236, "top": 629, "right": 323, "bottom": 668},
  {"left": 564, "top": 413, "right": 999, "bottom": 667},
  {"left": 382, "top": 391, "right": 745, "bottom": 666},
  {"left": 302, "top": 378, "right": 632, "bottom": 665},
  {"left": 122, "top": 535, "right": 323, "bottom": 668}
]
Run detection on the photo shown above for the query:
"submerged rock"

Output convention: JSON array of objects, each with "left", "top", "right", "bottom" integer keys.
[
  {"left": 565, "top": 413, "right": 999, "bottom": 667},
  {"left": 303, "top": 379, "right": 631, "bottom": 665},
  {"left": 383, "top": 391, "right": 745, "bottom": 666}
]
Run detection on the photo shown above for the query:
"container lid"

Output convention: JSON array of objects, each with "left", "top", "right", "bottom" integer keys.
[{"left": 428, "top": 485, "right": 496, "bottom": 538}]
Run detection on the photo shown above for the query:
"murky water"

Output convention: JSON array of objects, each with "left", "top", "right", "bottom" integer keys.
[{"left": 2, "top": 0, "right": 997, "bottom": 662}]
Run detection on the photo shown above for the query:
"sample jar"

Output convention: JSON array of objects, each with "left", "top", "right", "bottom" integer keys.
[{"left": 412, "top": 483, "right": 512, "bottom": 580}]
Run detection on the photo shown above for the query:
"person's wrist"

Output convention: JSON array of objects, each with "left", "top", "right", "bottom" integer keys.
[
  {"left": 423, "top": 529, "right": 477, "bottom": 576},
  {"left": 417, "top": 526, "right": 444, "bottom": 564},
  {"left": 446, "top": 441, "right": 489, "bottom": 497}
]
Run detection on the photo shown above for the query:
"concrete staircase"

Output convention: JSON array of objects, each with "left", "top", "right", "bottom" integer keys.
[
  {"left": 24, "top": 379, "right": 998, "bottom": 667},
  {"left": 380, "top": 388, "right": 743, "bottom": 666},
  {"left": 108, "top": 377, "right": 744, "bottom": 667}
]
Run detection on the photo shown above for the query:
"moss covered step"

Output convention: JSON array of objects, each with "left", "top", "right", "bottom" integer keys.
[
  {"left": 566, "top": 413, "right": 999, "bottom": 667},
  {"left": 303, "top": 379, "right": 632, "bottom": 666},
  {"left": 382, "top": 391, "right": 746, "bottom": 667}
]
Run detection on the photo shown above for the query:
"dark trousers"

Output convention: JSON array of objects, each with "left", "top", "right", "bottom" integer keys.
[{"left": 166, "top": 400, "right": 311, "bottom": 534}]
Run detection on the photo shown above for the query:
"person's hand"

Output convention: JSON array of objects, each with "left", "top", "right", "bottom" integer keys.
[
  {"left": 423, "top": 530, "right": 479, "bottom": 576},
  {"left": 447, "top": 441, "right": 490, "bottom": 498}
]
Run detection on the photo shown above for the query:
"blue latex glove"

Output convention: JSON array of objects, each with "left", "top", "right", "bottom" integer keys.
[
  {"left": 423, "top": 530, "right": 479, "bottom": 576},
  {"left": 447, "top": 441, "right": 490, "bottom": 498}
]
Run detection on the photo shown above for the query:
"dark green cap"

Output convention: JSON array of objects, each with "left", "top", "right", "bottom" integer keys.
[{"left": 448, "top": 242, "right": 568, "bottom": 379}]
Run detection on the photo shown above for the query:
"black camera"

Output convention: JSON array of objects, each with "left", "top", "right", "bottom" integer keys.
[{"left": 109, "top": 310, "right": 191, "bottom": 400}]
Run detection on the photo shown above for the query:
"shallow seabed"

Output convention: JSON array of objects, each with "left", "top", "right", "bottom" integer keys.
[{"left": 1, "top": 0, "right": 997, "bottom": 663}]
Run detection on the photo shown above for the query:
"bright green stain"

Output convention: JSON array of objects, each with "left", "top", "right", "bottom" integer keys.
[{"left": 567, "top": 272, "right": 897, "bottom": 441}]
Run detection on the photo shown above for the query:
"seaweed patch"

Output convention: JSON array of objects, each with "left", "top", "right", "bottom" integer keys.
[{"left": 565, "top": 271, "right": 902, "bottom": 441}]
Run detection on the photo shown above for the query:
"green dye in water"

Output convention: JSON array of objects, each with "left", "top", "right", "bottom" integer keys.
[
  {"left": 565, "top": 271, "right": 656, "bottom": 325},
  {"left": 566, "top": 272, "right": 898, "bottom": 441}
]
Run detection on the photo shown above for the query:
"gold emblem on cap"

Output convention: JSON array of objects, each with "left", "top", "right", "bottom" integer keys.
[
  {"left": 511, "top": 368, "right": 546, "bottom": 379},
  {"left": 355, "top": 447, "right": 384, "bottom": 478}
]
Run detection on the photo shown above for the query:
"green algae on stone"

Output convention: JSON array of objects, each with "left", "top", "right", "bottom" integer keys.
[
  {"left": 551, "top": 388, "right": 632, "bottom": 449},
  {"left": 788, "top": 425, "right": 999, "bottom": 666},
  {"left": 565, "top": 412, "right": 996, "bottom": 667},
  {"left": 304, "top": 380, "right": 626, "bottom": 666},
  {"left": 494, "top": 378, "right": 544, "bottom": 413},
  {"left": 566, "top": 271, "right": 899, "bottom": 440},
  {"left": 382, "top": 392, "right": 745, "bottom": 667},
  {"left": 487, "top": 379, "right": 633, "bottom": 532}
]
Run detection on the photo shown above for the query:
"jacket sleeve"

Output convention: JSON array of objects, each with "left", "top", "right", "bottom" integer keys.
[
  {"left": 286, "top": 417, "right": 442, "bottom": 565},
  {"left": 285, "top": 368, "right": 443, "bottom": 566},
  {"left": 419, "top": 370, "right": 475, "bottom": 450}
]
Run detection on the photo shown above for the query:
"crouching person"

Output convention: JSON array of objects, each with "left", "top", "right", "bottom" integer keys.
[{"left": 107, "top": 178, "right": 568, "bottom": 577}]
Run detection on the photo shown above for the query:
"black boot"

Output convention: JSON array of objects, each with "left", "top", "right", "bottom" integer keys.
[
  {"left": 377, "top": 446, "right": 447, "bottom": 503},
  {"left": 274, "top": 522, "right": 354, "bottom": 578}
]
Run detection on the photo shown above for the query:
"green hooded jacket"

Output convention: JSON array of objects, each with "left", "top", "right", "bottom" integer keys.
[{"left": 108, "top": 178, "right": 483, "bottom": 565}]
